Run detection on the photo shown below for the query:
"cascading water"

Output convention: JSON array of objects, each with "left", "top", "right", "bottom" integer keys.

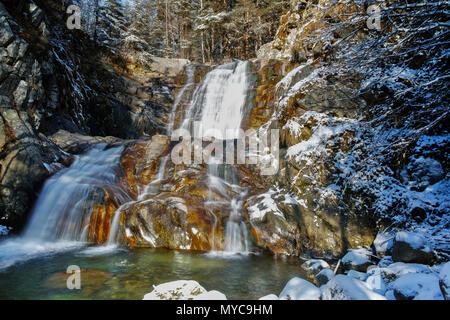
[
  {"left": 0, "top": 144, "right": 131, "bottom": 269},
  {"left": 138, "top": 65, "right": 196, "bottom": 199},
  {"left": 24, "top": 144, "right": 130, "bottom": 242},
  {"left": 0, "top": 60, "right": 253, "bottom": 268},
  {"left": 179, "top": 60, "right": 252, "bottom": 254},
  {"left": 181, "top": 61, "right": 250, "bottom": 138}
]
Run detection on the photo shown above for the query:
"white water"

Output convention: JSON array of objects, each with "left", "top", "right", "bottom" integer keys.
[
  {"left": 181, "top": 61, "right": 250, "bottom": 139},
  {"left": 24, "top": 144, "right": 130, "bottom": 241},
  {"left": 0, "top": 144, "right": 130, "bottom": 270},
  {"left": 178, "top": 61, "right": 252, "bottom": 254}
]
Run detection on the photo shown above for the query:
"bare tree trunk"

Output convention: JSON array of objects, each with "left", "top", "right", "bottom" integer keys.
[
  {"left": 165, "top": 0, "right": 169, "bottom": 56},
  {"left": 200, "top": 0, "right": 205, "bottom": 64}
]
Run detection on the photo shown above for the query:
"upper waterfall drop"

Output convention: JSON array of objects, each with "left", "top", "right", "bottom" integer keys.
[{"left": 180, "top": 61, "right": 251, "bottom": 139}]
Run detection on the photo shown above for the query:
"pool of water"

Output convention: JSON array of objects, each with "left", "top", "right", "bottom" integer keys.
[{"left": 0, "top": 245, "right": 305, "bottom": 300}]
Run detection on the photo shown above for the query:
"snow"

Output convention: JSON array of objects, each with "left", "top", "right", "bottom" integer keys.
[
  {"left": 342, "top": 247, "right": 373, "bottom": 271},
  {"left": 347, "top": 270, "right": 368, "bottom": 281},
  {"left": 439, "top": 262, "right": 450, "bottom": 299},
  {"left": 279, "top": 277, "right": 321, "bottom": 300},
  {"left": 286, "top": 112, "right": 357, "bottom": 166},
  {"left": 247, "top": 189, "right": 285, "bottom": 221},
  {"left": 373, "top": 232, "right": 394, "bottom": 257},
  {"left": 395, "top": 231, "right": 432, "bottom": 251},
  {"left": 321, "top": 275, "right": 387, "bottom": 300},
  {"left": 382, "top": 262, "right": 433, "bottom": 279},
  {"left": 315, "top": 268, "right": 335, "bottom": 286},
  {"left": 302, "top": 259, "right": 330, "bottom": 275},
  {"left": 143, "top": 280, "right": 207, "bottom": 300},
  {"left": 193, "top": 290, "right": 227, "bottom": 300},
  {"left": 365, "top": 272, "right": 387, "bottom": 295},
  {"left": 393, "top": 273, "right": 443, "bottom": 300},
  {"left": 258, "top": 294, "right": 278, "bottom": 300}
]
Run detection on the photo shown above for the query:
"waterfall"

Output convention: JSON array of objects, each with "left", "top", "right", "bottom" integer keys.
[
  {"left": 23, "top": 144, "right": 130, "bottom": 242},
  {"left": 180, "top": 61, "right": 250, "bottom": 139},
  {"left": 178, "top": 61, "right": 252, "bottom": 254},
  {"left": 138, "top": 65, "right": 196, "bottom": 200}
]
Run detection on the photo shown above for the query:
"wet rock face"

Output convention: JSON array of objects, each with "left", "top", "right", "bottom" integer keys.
[
  {"left": 117, "top": 137, "right": 228, "bottom": 251},
  {"left": 0, "top": 3, "right": 67, "bottom": 231}
]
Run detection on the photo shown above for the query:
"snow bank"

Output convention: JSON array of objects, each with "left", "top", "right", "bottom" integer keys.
[
  {"left": 321, "top": 275, "right": 386, "bottom": 300},
  {"left": 279, "top": 277, "right": 321, "bottom": 300},
  {"left": 393, "top": 273, "right": 443, "bottom": 300}
]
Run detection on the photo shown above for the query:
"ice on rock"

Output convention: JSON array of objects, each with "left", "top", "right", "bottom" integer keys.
[
  {"left": 279, "top": 277, "right": 321, "bottom": 300},
  {"left": 393, "top": 273, "right": 443, "bottom": 300},
  {"left": 321, "top": 275, "right": 386, "bottom": 300}
]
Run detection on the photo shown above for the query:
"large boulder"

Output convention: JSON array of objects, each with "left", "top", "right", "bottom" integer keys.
[
  {"left": 279, "top": 277, "right": 321, "bottom": 300},
  {"left": 393, "top": 273, "right": 443, "bottom": 300},
  {"left": 142, "top": 280, "right": 226, "bottom": 300},
  {"left": 342, "top": 247, "right": 374, "bottom": 272},
  {"left": 392, "top": 231, "right": 434, "bottom": 265},
  {"left": 321, "top": 275, "right": 386, "bottom": 300}
]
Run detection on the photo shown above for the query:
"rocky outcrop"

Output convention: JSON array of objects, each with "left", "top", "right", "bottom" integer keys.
[
  {"left": 0, "top": 0, "right": 188, "bottom": 233},
  {"left": 391, "top": 231, "right": 435, "bottom": 265}
]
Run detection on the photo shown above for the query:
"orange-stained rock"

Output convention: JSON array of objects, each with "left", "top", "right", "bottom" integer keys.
[{"left": 88, "top": 195, "right": 118, "bottom": 244}]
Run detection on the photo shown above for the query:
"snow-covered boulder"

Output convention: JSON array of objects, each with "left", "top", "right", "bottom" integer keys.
[
  {"left": 142, "top": 280, "right": 226, "bottom": 300},
  {"left": 393, "top": 273, "right": 443, "bottom": 300},
  {"left": 321, "top": 275, "right": 386, "bottom": 300},
  {"left": 392, "top": 231, "right": 434, "bottom": 265},
  {"left": 377, "top": 262, "right": 433, "bottom": 289},
  {"left": 383, "top": 262, "right": 432, "bottom": 278},
  {"left": 301, "top": 259, "right": 330, "bottom": 275},
  {"left": 315, "top": 269, "right": 335, "bottom": 286},
  {"left": 373, "top": 232, "right": 394, "bottom": 258},
  {"left": 193, "top": 290, "right": 227, "bottom": 300},
  {"left": 347, "top": 270, "right": 368, "bottom": 281},
  {"left": 279, "top": 277, "right": 321, "bottom": 300},
  {"left": 439, "top": 262, "right": 450, "bottom": 300},
  {"left": 342, "top": 247, "right": 374, "bottom": 272},
  {"left": 258, "top": 294, "right": 278, "bottom": 300}
]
